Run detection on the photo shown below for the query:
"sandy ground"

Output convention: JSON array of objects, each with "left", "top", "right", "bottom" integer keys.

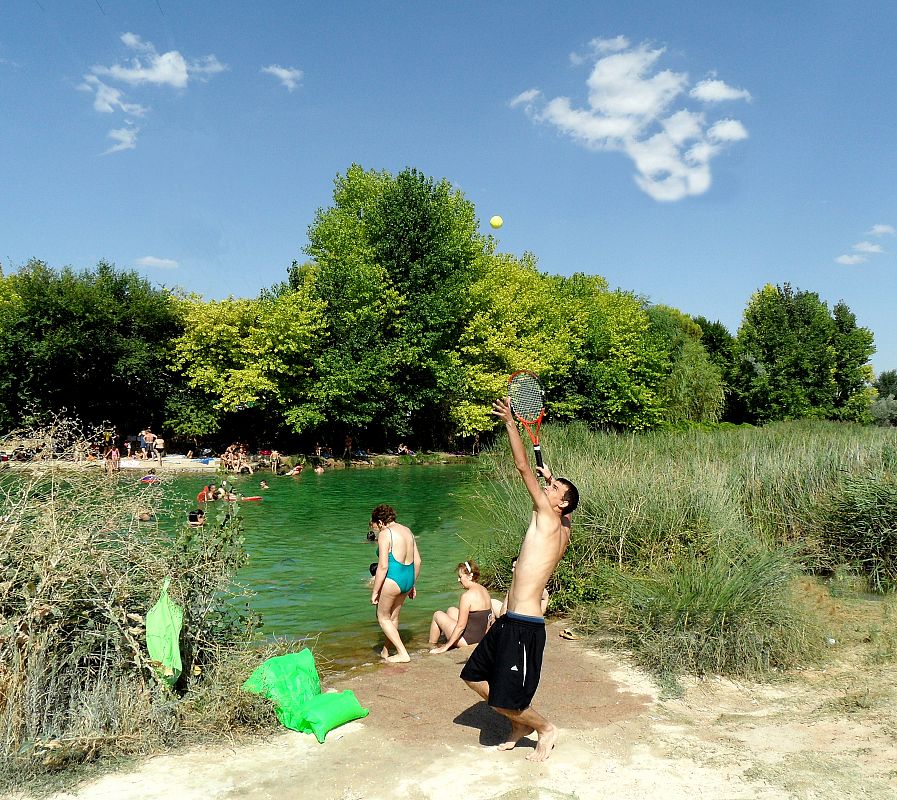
[{"left": 36, "top": 620, "right": 897, "bottom": 800}]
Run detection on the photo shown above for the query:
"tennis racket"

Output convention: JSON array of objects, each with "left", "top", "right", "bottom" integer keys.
[{"left": 508, "top": 370, "right": 546, "bottom": 468}]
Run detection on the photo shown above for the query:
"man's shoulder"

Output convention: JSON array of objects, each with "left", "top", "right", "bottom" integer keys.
[{"left": 534, "top": 505, "right": 565, "bottom": 530}]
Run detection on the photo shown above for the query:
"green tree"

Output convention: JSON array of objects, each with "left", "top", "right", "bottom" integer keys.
[
  {"left": 0, "top": 260, "right": 181, "bottom": 432},
  {"left": 303, "top": 164, "right": 489, "bottom": 446},
  {"left": 168, "top": 281, "right": 326, "bottom": 437},
  {"left": 646, "top": 306, "right": 725, "bottom": 425},
  {"left": 454, "top": 252, "right": 577, "bottom": 436},
  {"left": 871, "top": 369, "right": 897, "bottom": 426},
  {"left": 555, "top": 278, "right": 669, "bottom": 431},
  {"left": 874, "top": 369, "right": 897, "bottom": 399},
  {"left": 830, "top": 301, "right": 875, "bottom": 422},
  {"left": 733, "top": 284, "right": 874, "bottom": 423},
  {"left": 693, "top": 315, "right": 741, "bottom": 421}
]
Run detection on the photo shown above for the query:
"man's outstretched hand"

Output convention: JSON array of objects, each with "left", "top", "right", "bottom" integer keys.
[{"left": 492, "top": 396, "right": 514, "bottom": 423}]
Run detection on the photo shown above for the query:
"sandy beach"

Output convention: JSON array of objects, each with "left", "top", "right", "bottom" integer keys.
[{"left": 39, "top": 620, "right": 897, "bottom": 800}]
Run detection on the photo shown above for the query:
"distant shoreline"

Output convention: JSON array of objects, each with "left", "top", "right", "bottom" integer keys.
[{"left": 0, "top": 452, "right": 480, "bottom": 475}]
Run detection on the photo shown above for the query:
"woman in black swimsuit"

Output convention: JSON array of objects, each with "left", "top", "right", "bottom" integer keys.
[{"left": 429, "top": 560, "right": 494, "bottom": 654}]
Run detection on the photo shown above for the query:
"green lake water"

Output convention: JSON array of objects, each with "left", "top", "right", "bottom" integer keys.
[{"left": 168, "top": 464, "right": 490, "bottom": 667}]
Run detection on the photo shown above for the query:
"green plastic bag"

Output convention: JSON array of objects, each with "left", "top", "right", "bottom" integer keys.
[
  {"left": 243, "top": 649, "right": 321, "bottom": 730},
  {"left": 243, "top": 650, "right": 369, "bottom": 740},
  {"left": 145, "top": 578, "right": 183, "bottom": 685},
  {"left": 296, "top": 690, "right": 369, "bottom": 743}
]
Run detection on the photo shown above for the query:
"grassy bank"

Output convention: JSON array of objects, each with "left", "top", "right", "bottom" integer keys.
[
  {"left": 474, "top": 420, "right": 897, "bottom": 680},
  {"left": 0, "top": 462, "right": 307, "bottom": 793}
]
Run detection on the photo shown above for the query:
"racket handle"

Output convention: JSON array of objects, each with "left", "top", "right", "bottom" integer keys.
[{"left": 533, "top": 445, "right": 543, "bottom": 469}]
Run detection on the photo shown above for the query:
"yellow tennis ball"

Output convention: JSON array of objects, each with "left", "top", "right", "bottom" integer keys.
[{"left": 489, "top": 215, "right": 503, "bottom": 229}]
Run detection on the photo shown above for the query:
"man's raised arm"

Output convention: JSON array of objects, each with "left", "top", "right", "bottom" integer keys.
[{"left": 492, "top": 397, "right": 549, "bottom": 509}]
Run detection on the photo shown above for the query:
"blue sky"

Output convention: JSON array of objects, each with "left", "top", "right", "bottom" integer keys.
[{"left": 2, "top": 1, "right": 895, "bottom": 373}]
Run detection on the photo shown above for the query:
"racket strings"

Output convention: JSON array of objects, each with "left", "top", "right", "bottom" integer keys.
[{"left": 509, "top": 375, "right": 544, "bottom": 422}]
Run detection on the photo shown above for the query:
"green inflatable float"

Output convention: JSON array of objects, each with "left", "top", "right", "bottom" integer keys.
[{"left": 243, "top": 649, "right": 368, "bottom": 743}]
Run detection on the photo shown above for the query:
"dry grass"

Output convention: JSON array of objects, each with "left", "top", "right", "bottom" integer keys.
[{"left": 0, "top": 419, "right": 306, "bottom": 793}]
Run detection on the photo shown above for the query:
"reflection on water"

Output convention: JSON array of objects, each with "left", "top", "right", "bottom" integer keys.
[{"left": 168, "top": 464, "right": 488, "bottom": 666}]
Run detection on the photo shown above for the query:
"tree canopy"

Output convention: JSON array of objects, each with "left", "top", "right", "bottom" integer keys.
[
  {"left": 0, "top": 260, "right": 181, "bottom": 433},
  {"left": 731, "top": 283, "right": 874, "bottom": 423},
  {"left": 0, "top": 169, "right": 881, "bottom": 447}
]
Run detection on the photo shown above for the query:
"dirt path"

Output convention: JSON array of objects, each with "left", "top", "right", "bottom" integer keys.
[{"left": 44, "top": 621, "right": 897, "bottom": 800}]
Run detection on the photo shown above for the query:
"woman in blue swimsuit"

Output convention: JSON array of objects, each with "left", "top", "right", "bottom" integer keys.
[{"left": 370, "top": 503, "right": 421, "bottom": 663}]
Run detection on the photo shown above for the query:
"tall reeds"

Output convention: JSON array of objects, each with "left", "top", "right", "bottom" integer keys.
[{"left": 475, "top": 420, "right": 897, "bottom": 678}]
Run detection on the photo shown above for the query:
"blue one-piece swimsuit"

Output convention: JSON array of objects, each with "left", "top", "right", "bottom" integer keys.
[{"left": 385, "top": 527, "right": 415, "bottom": 593}]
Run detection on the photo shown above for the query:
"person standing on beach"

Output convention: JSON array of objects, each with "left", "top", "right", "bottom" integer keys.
[
  {"left": 143, "top": 428, "right": 157, "bottom": 461},
  {"left": 370, "top": 503, "right": 421, "bottom": 663},
  {"left": 459, "top": 396, "right": 578, "bottom": 762},
  {"left": 153, "top": 435, "right": 165, "bottom": 464}
]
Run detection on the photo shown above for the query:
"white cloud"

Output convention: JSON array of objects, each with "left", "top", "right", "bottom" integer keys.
[
  {"left": 853, "top": 241, "right": 884, "bottom": 254},
  {"left": 571, "top": 36, "right": 629, "bottom": 65},
  {"left": 80, "top": 33, "right": 225, "bottom": 152},
  {"left": 78, "top": 75, "right": 148, "bottom": 115},
  {"left": 261, "top": 64, "right": 304, "bottom": 92},
  {"left": 509, "top": 88, "right": 542, "bottom": 109},
  {"left": 662, "top": 109, "right": 704, "bottom": 145},
  {"left": 91, "top": 33, "right": 226, "bottom": 88},
  {"left": 120, "top": 32, "right": 155, "bottom": 54},
  {"left": 512, "top": 37, "right": 751, "bottom": 201},
  {"left": 586, "top": 45, "right": 687, "bottom": 120},
  {"left": 691, "top": 78, "right": 752, "bottom": 103},
  {"left": 867, "top": 224, "right": 896, "bottom": 236},
  {"left": 591, "top": 35, "right": 630, "bottom": 54},
  {"left": 136, "top": 256, "right": 179, "bottom": 269},
  {"left": 103, "top": 126, "right": 138, "bottom": 154},
  {"left": 539, "top": 96, "right": 639, "bottom": 146},
  {"left": 835, "top": 254, "right": 868, "bottom": 265},
  {"left": 190, "top": 55, "right": 227, "bottom": 80},
  {"left": 707, "top": 118, "right": 748, "bottom": 142}
]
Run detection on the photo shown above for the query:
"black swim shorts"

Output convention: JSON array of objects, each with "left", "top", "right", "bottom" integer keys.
[{"left": 459, "top": 611, "right": 545, "bottom": 711}]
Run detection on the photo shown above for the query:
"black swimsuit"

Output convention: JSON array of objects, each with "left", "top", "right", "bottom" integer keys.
[{"left": 461, "top": 609, "right": 492, "bottom": 644}]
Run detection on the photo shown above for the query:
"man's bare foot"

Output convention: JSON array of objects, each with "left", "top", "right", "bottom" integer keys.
[
  {"left": 383, "top": 653, "right": 410, "bottom": 663},
  {"left": 379, "top": 646, "right": 390, "bottom": 659},
  {"left": 526, "top": 724, "right": 559, "bottom": 762},
  {"left": 497, "top": 722, "right": 534, "bottom": 750}
]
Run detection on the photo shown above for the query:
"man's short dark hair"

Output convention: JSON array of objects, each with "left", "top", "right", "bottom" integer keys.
[{"left": 556, "top": 477, "right": 579, "bottom": 514}]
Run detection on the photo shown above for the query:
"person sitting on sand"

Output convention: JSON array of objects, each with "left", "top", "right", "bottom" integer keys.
[
  {"left": 370, "top": 503, "right": 421, "bottom": 663},
  {"left": 491, "top": 555, "right": 550, "bottom": 620},
  {"left": 236, "top": 445, "right": 254, "bottom": 474},
  {"left": 429, "top": 560, "right": 494, "bottom": 654}
]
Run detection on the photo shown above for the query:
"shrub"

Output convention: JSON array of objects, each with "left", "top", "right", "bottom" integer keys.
[
  {"left": 578, "top": 541, "right": 821, "bottom": 677},
  {"left": 819, "top": 471, "right": 897, "bottom": 593},
  {"left": 0, "top": 459, "right": 259, "bottom": 789}
]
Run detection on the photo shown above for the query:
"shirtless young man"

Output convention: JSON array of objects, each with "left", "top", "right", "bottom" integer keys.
[{"left": 460, "top": 396, "right": 578, "bottom": 762}]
